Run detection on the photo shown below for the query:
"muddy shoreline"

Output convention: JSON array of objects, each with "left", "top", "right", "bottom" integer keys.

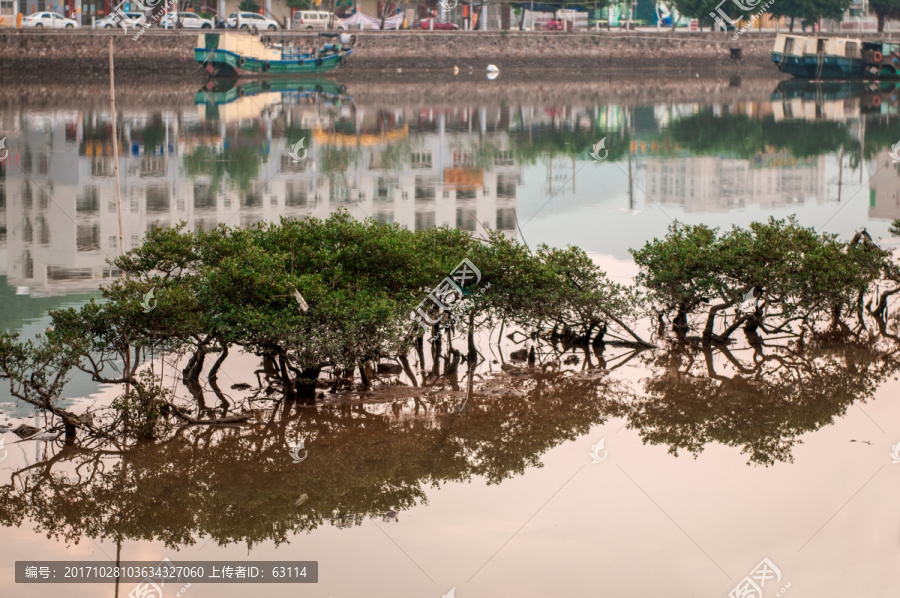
[{"left": 0, "top": 72, "right": 787, "bottom": 111}]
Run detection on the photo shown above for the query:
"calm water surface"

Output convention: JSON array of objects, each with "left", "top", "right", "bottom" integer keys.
[{"left": 1, "top": 78, "right": 900, "bottom": 597}]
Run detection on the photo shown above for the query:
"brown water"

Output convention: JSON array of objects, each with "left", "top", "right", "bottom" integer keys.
[{"left": 1, "top": 76, "right": 900, "bottom": 598}]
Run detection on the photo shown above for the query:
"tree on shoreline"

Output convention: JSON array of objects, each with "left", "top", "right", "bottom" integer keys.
[
  {"left": 767, "top": 0, "right": 852, "bottom": 30},
  {"left": 869, "top": 0, "right": 900, "bottom": 31}
]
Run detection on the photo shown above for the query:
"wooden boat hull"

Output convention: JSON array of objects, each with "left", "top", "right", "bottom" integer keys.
[
  {"left": 771, "top": 34, "right": 814, "bottom": 78},
  {"left": 802, "top": 55, "right": 865, "bottom": 79},
  {"left": 196, "top": 47, "right": 350, "bottom": 77},
  {"left": 771, "top": 52, "right": 813, "bottom": 78}
]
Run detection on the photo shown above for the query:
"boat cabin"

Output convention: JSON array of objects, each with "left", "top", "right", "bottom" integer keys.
[
  {"left": 807, "top": 37, "right": 861, "bottom": 60},
  {"left": 773, "top": 34, "right": 807, "bottom": 59}
]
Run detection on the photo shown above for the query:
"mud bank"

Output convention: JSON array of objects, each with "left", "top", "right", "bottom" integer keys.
[{"left": 0, "top": 73, "right": 786, "bottom": 111}]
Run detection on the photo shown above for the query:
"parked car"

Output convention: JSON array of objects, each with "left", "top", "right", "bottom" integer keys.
[
  {"left": 159, "top": 12, "right": 214, "bottom": 29},
  {"left": 93, "top": 11, "right": 147, "bottom": 28},
  {"left": 292, "top": 10, "right": 344, "bottom": 30},
  {"left": 22, "top": 12, "right": 80, "bottom": 28},
  {"left": 415, "top": 18, "right": 459, "bottom": 30},
  {"left": 225, "top": 12, "right": 279, "bottom": 30}
]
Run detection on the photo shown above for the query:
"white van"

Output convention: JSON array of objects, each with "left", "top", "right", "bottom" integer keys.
[{"left": 293, "top": 10, "right": 344, "bottom": 30}]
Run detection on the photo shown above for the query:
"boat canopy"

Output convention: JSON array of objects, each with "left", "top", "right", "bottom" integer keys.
[{"left": 198, "top": 33, "right": 280, "bottom": 62}]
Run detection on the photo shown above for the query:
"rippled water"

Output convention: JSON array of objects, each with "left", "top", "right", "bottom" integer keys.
[{"left": 1, "top": 77, "right": 900, "bottom": 597}]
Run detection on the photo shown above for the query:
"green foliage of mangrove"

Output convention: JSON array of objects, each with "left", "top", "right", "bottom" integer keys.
[{"left": 1, "top": 213, "right": 898, "bottom": 444}]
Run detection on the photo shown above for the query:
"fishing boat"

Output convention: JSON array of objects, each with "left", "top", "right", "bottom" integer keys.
[
  {"left": 803, "top": 37, "right": 865, "bottom": 79},
  {"left": 195, "top": 32, "right": 355, "bottom": 77},
  {"left": 772, "top": 34, "right": 865, "bottom": 79},
  {"left": 862, "top": 41, "right": 900, "bottom": 79}
]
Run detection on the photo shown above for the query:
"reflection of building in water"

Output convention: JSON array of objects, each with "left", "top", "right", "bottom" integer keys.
[
  {"left": 643, "top": 151, "right": 826, "bottom": 213},
  {"left": 282, "top": 105, "right": 521, "bottom": 235},
  {"left": 772, "top": 97, "right": 860, "bottom": 122},
  {"left": 867, "top": 151, "right": 900, "bottom": 220},
  {"left": 2, "top": 99, "right": 522, "bottom": 296},
  {"left": 4, "top": 113, "right": 124, "bottom": 298}
]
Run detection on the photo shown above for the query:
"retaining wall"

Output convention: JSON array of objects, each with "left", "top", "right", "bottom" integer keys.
[{"left": 0, "top": 29, "right": 799, "bottom": 81}]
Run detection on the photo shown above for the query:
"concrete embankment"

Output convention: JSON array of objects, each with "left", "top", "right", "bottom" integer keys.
[{"left": 0, "top": 29, "right": 791, "bottom": 82}]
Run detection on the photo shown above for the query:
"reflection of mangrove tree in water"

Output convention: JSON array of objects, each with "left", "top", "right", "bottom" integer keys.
[
  {"left": 0, "top": 372, "right": 624, "bottom": 547},
  {"left": 2, "top": 335, "right": 891, "bottom": 551},
  {"left": 663, "top": 109, "right": 860, "bottom": 159},
  {"left": 627, "top": 337, "right": 900, "bottom": 465},
  {"left": 182, "top": 128, "right": 267, "bottom": 193},
  {"left": 664, "top": 102, "right": 900, "bottom": 161},
  {"left": 511, "top": 128, "right": 629, "bottom": 164}
]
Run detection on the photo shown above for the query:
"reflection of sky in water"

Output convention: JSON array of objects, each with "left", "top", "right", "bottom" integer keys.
[
  {"left": 519, "top": 153, "right": 895, "bottom": 260},
  {"left": 0, "top": 285, "right": 101, "bottom": 415}
]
